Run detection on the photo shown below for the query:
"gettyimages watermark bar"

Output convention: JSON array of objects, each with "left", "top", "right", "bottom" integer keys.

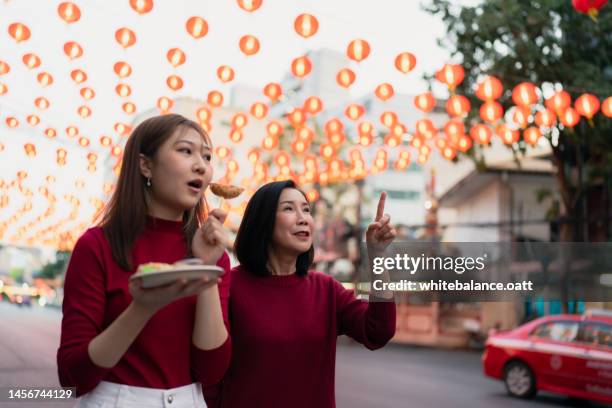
[{"left": 355, "top": 242, "right": 612, "bottom": 302}]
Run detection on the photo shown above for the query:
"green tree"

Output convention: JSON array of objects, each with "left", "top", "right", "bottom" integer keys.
[
  {"left": 37, "top": 250, "right": 71, "bottom": 280},
  {"left": 425, "top": 0, "right": 612, "bottom": 241}
]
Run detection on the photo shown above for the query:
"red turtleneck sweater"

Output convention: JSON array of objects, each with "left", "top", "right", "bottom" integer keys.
[
  {"left": 57, "top": 217, "right": 231, "bottom": 397},
  {"left": 210, "top": 265, "right": 396, "bottom": 408}
]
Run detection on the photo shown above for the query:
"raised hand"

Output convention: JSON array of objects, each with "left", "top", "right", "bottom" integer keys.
[
  {"left": 365, "top": 192, "right": 397, "bottom": 253},
  {"left": 191, "top": 208, "right": 229, "bottom": 265}
]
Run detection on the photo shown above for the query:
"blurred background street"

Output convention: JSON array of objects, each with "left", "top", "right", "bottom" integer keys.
[{"left": 0, "top": 302, "right": 606, "bottom": 408}]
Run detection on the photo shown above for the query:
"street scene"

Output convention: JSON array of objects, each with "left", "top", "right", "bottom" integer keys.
[
  {"left": 1, "top": 0, "right": 612, "bottom": 407},
  {"left": 1, "top": 302, "right": 607, "bottom": 408}
]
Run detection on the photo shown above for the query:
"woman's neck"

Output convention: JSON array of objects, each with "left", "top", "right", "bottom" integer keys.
[
  {"left": 146, "top": 198, "right": 184, "bottom": 222},
  {"left": 267, "top": 248, "right": 298, "bottom": 276}
]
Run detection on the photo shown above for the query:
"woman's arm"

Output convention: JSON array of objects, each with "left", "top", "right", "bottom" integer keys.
[
  {"left": 334, "top": 278, "right": 396, "bottom": 350},
  {"left": 57, "top": 231, "right": 112, "bottom": 396},
  {"left": 191, "top": 252, "right": 232, "bottom": 386},
  {"left": 86, "top": 302, "right": 154, "bottom": 367}
]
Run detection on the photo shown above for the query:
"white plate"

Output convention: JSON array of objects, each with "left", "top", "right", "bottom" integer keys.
[{"left": 130, "top": 264, "right": 224, "bottom": 288}]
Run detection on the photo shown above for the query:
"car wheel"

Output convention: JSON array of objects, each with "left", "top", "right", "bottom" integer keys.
[{"left": 503, "top": 361, "right": 536, "bottom": 399}]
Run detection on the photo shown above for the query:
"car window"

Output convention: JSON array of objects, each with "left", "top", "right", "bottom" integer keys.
[
  {"left": 531, "top": 321, "right": 579, "bottom": 342},
  {"left": 578, "top": 322, "right": 612, "bottom": 348}
]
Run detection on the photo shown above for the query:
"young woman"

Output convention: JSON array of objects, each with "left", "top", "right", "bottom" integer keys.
[
  {"left": 212, "top": 180, "right": 396, "bottom": 408},
  {"left": 57, "top": 114, "right": 231, "bottom": 407}
]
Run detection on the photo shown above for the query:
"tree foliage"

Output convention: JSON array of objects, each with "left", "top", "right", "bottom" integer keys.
[{"left": 425, "top": 0, "right": 612, "bottom": 240}]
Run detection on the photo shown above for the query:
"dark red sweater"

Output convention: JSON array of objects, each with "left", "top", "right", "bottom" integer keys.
[
  {"left": 214, "top": 266, "right": 396, "bottom": 408},
  {"left": 57, "top": 217, "right": 231, "bottom": 397}
]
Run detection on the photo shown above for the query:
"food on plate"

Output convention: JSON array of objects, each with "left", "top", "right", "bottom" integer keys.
[{"left": 136, "top": 262, "right": 175, "bottom": 274}]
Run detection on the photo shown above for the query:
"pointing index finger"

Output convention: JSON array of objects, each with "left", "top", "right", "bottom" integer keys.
[{"left": 376, "top": 191, "right": 386, "bottom": 221}]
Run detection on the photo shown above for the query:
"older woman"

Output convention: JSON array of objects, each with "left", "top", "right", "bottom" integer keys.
[{"left": 210, "top": 180, "right": 396, "bottom": 408}]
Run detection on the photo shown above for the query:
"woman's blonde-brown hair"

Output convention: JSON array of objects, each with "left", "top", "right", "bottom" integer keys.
[{"left": 98, "top": 113, "right": 212, "bottom": 271}]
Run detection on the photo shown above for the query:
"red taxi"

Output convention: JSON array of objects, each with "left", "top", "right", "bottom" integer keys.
[{"left": 483, "top": 312, "right": 612, "bottom": 404}]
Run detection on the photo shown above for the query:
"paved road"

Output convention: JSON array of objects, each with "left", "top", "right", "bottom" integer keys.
[{"left": 0, "top": 302, "right": 606, "bottom": 408}]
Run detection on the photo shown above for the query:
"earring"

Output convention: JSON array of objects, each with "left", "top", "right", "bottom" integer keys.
[{"left": 146, "top": 177, "right": 151, "bottom": 187}]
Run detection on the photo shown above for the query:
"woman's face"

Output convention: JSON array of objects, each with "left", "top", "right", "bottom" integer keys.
[
  {"left": 141, "top": 126, "right": 212, "bottom": 220},
  {"left": 270, "top": 188, "right": 314, "bottom": 256}
]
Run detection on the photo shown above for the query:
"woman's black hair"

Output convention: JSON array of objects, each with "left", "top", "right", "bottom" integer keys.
[{"left": 234, "top": 180, "right": 314, "bottom": 277}]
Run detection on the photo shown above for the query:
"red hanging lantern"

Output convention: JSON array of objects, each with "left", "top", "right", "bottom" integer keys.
[
  {"left": 37, "top": 72, "right": 53, "bottom": 87},
  {"left": 114, "top": 61, "right": 132, "bottom": 78},
  {"left": 475, "top": 76, "right": 503, "bottom": 101},
  {"left": 71, "top": 69, "right": 87, "bottom": 84},
  {"left": 167, "top": 48, "right": 186, "bottom": 67},
  {"left": 263, "top": 83, "right": 282, "bottom": 102},
  {"left": 380, "top": 111, "right": 397, "bottom": 128},
  {"left": 545, "top": 90, "right": 572, "bottom": 113},
  {"left": 294, "top": 14, "right": 319, "bottom": 38},
  {"left": 130, "top": 0, "right": 154, "bottom": 15},
  {"left": 444, "top": 120, "right": 465, "bottom": 139},
  {"left": 239, "top": 35, "right": 260, "bottom": 56},
  {"left": 470, "top": 124, "right": 493, "bottom": 145},
  {"left": 446, "top": 95, "right": 471, "bottom": 117},
  {"left": 23, "top": 53, "right": 41, "bottom": 69},
  {"left": 496, "top": 124, "right": 520, "bottom": 145},
  {"left": 291, "top": 56, "right": 312, "bottom": 78},
  {"left": 442, "top": 147, "right": 457, "bottom": 160},
  {"left": 575, "top": 93, "right": 600, "bottom": 119},
  {"left": 435, "top": 64, "right": 464, "bottom": 90},
  {"left": 415, "top": 119, "right": 436, "bottom": 138},
  {"left": 35, "top": 96, "right": 50, "bottom": 110},
  {"left": 157, "top": 97, "right": 173, "bottom": 113},
  {"left": 414, "top": 92, "right": 435, "bottom": 113},
  {"left": 116, "top": 84, "right": 132, "bottom": 97},
  {"left": 479, "top": 101, "right": 504, "bottom": 123},
  {"left": 511, "top": 106, "right": 531, "bottom": 129},
  {"left": 303, "top": 96, "right": 323, "bottom": 114},
  {"left": 58, "top": 2, "right": 81, "bottom": 24},
  {"left": 347, "top": 39, "right": 370, "bottom": 62},
  {"left": 237, "top": 0, "right": 263, "bottom": 12},
  {"left": 375, "top": 83, "right": 394, "bottom": 101},
  {"left": 166, "top": 75, "right": 183, "bottom": 91},
  {"left": 217, "top": 65, "right": 235, "bottom": 83},
  {"left": 336, "top": 68, "right": 356, "bottom": 88},
  {"left": 123, "top": 102, "right": 136, "bottom": 114},
  {"left": 115, "top": 28, "right": 137, "bottom": 49},
  {"left": 64, "top": 41, "right": 83, "bottom": 60},
  {"left": 325, "top": 118, "right": 344, "bottom": 135},
  {"left": 395, "top": 52, "right": 417, "bottom": 74},
  {"left": 358, "top": 121, "right": 374, "bottom": 136},
  {"left": 80, "top": 87, "right": 95, "bottom": 100},
  {"left": 457, "top": 136, "right": 473, "bottom": 153},
  {"left": 523, "top": 127, "right": 542, "bottom": 146},
  {"left": 8, "top": 23, "right": 31, "bottom": 43},
  {"left": 512, "top": 82, "right": 538, "bottom": 106},
  {"left": 344, "top": 104, "right": 365, "bottom": 121},
  {"left": 560, "top": 107, "right": 581, "bottom": 128},
  {"left": 287, "top": 108, "right": 306, "bottom": 126},
  {"left": 572, "top": 0, "right": 608, "bottom": 20},
  {"left": 535, "top": 109, "right": 557, "bottom": 128},
  {"left": 250, "top": 102, "right": 268, "bottom": 119},
  {"left": 0, "top": 61, "right": 9, "bottom": 75},
  {"left": 27, "top": 115, "right": 40, "bottom": 126},
  {"left": 602, "top": 97, "right": 612, "bottom": 118},
  {"left": 186, "top": 16, "right": 208, "bottom": 39},
  {"left": 207, "top": 91, "right": 223, "bottom": 107},
  {"left": 267, "top": 121, "right": 283, "bottom": 137}
]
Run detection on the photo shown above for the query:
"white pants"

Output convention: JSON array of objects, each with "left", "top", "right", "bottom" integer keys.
[{"left": 74, "top": 381, "right": 206, "bottom": 408}]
